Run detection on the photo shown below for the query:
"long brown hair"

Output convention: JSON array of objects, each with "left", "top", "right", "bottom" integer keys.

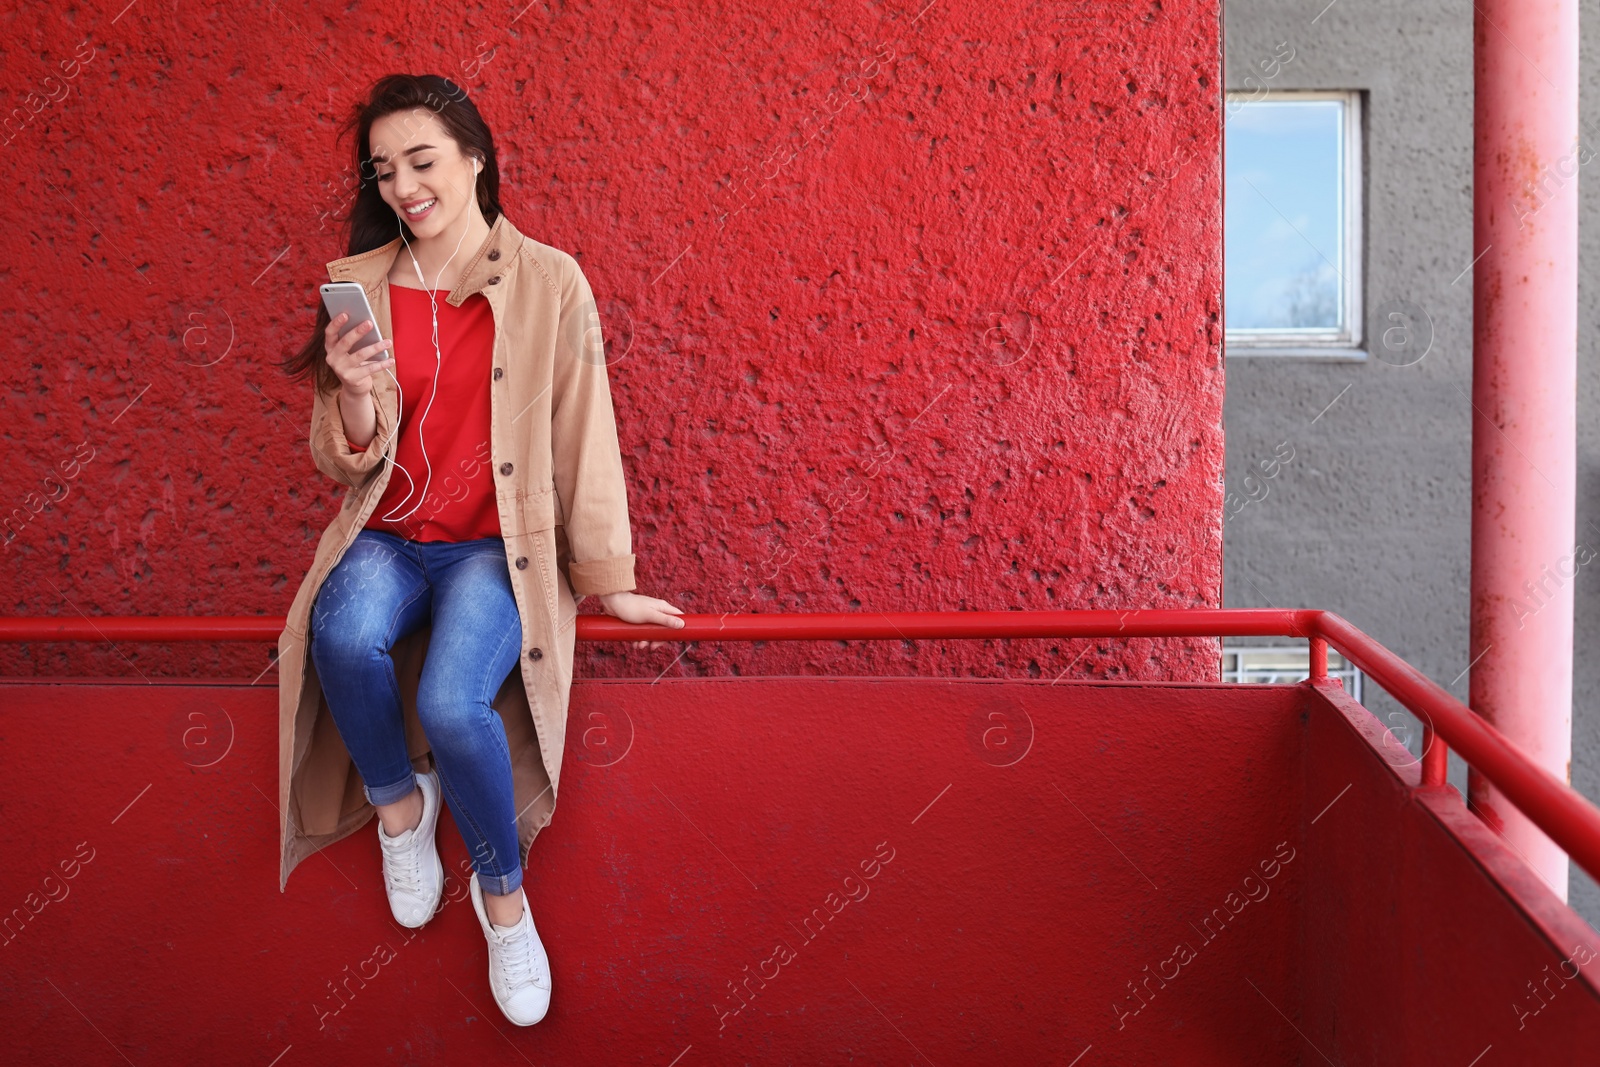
[{"left": 277, "top": 73, "right": 506, "bottom": 394}]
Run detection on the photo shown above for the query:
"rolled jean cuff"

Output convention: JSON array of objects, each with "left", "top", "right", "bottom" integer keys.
[
  {"left": 477, "top": 865, "right": 523, "bottom": 897},
  {"left": 364, "top": 770, "right": 418, "bottom": 807}
]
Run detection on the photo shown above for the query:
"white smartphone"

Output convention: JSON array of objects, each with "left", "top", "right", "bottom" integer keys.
[{"left": 320, "top": 282, "right": 390, "bottom": 363}]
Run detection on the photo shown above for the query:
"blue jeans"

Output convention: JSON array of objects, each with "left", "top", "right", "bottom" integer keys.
[{"left": 309, "top": 528, "right": 525, "bottom": 895}]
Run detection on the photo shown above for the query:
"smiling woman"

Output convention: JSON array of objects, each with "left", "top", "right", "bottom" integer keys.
[{"left": 272, "top": 73, "right": 684, "bottom": 1030}]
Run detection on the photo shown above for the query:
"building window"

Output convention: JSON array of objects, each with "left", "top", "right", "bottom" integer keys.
[
  {"left": 1220, "top": 642, "right": 1364, "bottom": 702},
  {"left": 1224, "top": 90, "right": 1363, "bottom": 357}
]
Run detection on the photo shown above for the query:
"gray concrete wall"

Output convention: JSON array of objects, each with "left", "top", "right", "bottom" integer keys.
[{"left": 1221, "top": 0, "right": 1600, "bottom": 931}]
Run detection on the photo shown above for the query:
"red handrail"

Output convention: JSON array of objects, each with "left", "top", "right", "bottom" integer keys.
[{"left": 4, "top": 608, "right": 1598, "bottom": 889}]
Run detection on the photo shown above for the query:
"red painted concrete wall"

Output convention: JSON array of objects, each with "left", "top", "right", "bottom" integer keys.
[
  {"left": 1299, "top": 679, "right": 1600, "bottom": 1062},
  {"left": 8, "top": 678, "right": 1299, "bottom": 1062},
  {"left": 6, "top": 676, "right": 1597, "bottom": 1061},
  {"left": 1, "top": 1, "right": 1223, "bottom": 681}
]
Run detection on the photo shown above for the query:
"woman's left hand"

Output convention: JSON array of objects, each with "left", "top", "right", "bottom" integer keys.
[{"left": 596, "top": 591, "right": 686, "bottom": 650}]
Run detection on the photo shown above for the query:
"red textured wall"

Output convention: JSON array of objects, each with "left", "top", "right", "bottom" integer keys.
[{"left": 2, "top": 1, "right": 1223, "bottom": 681}]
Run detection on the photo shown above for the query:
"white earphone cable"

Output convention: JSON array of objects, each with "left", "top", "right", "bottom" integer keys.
[{"left": 374, "top": 156, "right": 483, "bottom": 526}]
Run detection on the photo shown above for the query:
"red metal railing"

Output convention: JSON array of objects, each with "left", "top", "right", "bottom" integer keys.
[{"left": 5, "top": 607, "right": 1600, "bottom": 889}]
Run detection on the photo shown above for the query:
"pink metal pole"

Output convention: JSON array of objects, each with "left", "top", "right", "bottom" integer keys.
[{"left": 1469, "top": 0, "right": 1579, "bottom": 901}]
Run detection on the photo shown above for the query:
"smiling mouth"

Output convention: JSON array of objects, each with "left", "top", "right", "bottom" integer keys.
[{"left": 403, "top": 198, "right": 437, "bottom": 216}]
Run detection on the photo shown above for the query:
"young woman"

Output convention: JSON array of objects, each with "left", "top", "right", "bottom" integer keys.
[{"left": 276, "top": 73, "right": 682, "bottom": 1028}]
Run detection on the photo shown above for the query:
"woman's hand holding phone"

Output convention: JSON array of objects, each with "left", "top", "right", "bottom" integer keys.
[{"left": 324, "top": 311, "right": 394, "bottom": 397}]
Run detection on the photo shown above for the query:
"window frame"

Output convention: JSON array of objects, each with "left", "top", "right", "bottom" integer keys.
[
  {"left": 1223, "top": 88, "right": 1365, "bottom": 360},
  {"left": 1219, "top": 642, "right": 1365, "bottom": 703}
]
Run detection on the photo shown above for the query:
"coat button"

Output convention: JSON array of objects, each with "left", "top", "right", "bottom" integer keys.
[
  {"left": 493, "top": 367, "right": 503, "bottom": 380},
  {"left": 528, "top": 647, "right": 543, "bottom": 661},
  {"left": 515, "top": 556, "right": 528, "bottom": 569},
  {"left": 487, "top": 249, "right": 501, "bottom": 261},
  {"left": 500, "top": 462, "right": 514, "bottom": 476},
  {"left": 488, "top": 275, "right": 501, "bottom": 284}
]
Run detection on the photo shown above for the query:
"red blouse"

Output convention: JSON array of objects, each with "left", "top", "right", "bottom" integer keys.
[{"left": 348, "top": 285, "right": 501, "bottom": 542}]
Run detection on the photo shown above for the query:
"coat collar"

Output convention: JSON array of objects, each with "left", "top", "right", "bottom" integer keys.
[{"left": 324, "top": 210, "right": 525, "bottom": 307}]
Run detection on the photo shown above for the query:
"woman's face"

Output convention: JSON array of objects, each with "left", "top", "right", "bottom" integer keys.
[{"left": 367, "top": 109, "right": 478, "bottom": 238}]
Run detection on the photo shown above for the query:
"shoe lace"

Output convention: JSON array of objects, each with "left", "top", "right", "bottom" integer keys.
[
  {"left": 499, "top": 916, "right": 548, "bottom": 991},
  {"left": 380, "top": 826, "right": 424, "bottom": 895}
]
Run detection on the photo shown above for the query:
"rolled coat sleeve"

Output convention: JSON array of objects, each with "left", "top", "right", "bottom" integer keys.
[
  {"left": 309, "top": 382, "right": 391, "bottom": 489},
  {"left": 550, "top": 255, "right": 637, "bottom": 597}
]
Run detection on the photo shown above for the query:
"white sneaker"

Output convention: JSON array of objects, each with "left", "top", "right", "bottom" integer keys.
[
  {"left": 377, "top": 768, "right": 444, "bottom": 928},
  {"left": 470, "top": 870, "right": 551, "bottom": 1026}
]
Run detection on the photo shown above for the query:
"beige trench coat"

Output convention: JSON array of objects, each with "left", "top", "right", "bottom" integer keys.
[{"left": 276, "top": 211, "right": 636, "bottom": 893}]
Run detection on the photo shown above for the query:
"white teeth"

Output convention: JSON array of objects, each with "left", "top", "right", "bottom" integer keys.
[{"left": 404, "top": 199, "right": 436, "bottom": 215}]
